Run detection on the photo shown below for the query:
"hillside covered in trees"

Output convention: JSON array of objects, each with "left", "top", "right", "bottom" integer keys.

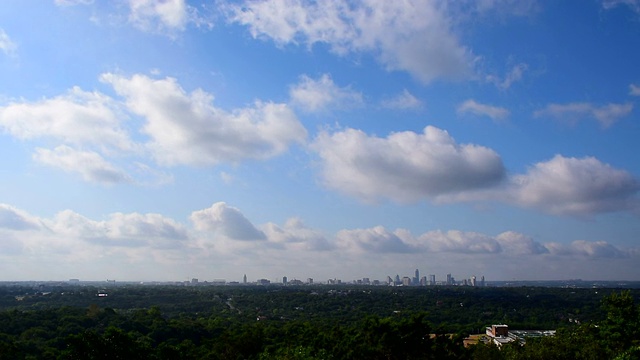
[{"left": 0, "top": 284, "right": 638, "bottom": 359}]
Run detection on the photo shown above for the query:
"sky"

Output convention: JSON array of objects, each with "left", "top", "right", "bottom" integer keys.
[{"left": 1, "top": 0, "right": 640, "bottom": 283}]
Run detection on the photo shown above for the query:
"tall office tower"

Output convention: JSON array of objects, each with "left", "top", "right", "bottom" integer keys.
[
  {"left": 394, "top": 274, "right": 401, "bottom": 285},
  {"left": 420, "top": 276, "right": 427, "bottom": 286},
  {"left": 413, "top": 269, "right": 420, "bottom": 285},
  {"left": 471, "top": 276, "right": 476, "bottom": 287},
  {"left": 446, "top": 273, "right": 452, "bottom": 285},
  {"left": 481, "top": 275, "right": 485, "bottom": 287},
  {"left": 429, "top": 274, "right": 436, "bottom": 286},
  {"left": 387, "top": 276, "right": 393, "bottom": 285},
  {"left": 243, "top": 274, "right": 247, "bottom": 284},
  {"left": 283, "top": 276, "right": 288, "bottom": 285}
]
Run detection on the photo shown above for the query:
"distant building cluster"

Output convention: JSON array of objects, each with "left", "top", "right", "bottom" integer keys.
[
  {"left": 485, "top": 324, "right": 555, "bottom": 347},
  {"left": 382, "top": 270, "right": 485, "bottom": 287},
  {"left": 62, "top": 270, "right": 487, "bottom": 287}
]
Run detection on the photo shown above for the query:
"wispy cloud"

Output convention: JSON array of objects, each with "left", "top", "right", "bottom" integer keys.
[
  {"left": 629, "top": 84, "right": 640, "bottom": 96},
  {"left": 289, "top": 74, "right": 363, "bottom": 112},
  {"left": 0, "top": 28, "right": 17, "bottom": 56},
  {"left": 534, "top": 102, "right": 633, "bottom": 128},
  {"left": 602, "top": 0, "right": 640, "bottom": 13},
  {"left": 457, "top": 99, "right": 509, "bottom": 121},
  {"left": 486, "top": 63, "right": 528, "bottom": 90},
  {"left": 381, "top": 89, "right": 423, "bottom": 110}
]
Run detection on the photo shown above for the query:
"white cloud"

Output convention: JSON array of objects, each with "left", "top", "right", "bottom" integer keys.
[
  {"left": 336, "top": 226, "right": 415, "bottom": 253},
  {"left": 534, "top": 102, "right": 633, "bottom": 128},
  {"left": 485, "top": 63, "right": 528, "bottom": 90},
  {"left": 47, "top": 208, "right": 188, "bottom": 250},
  {"left": 508, "top": 155, "right": 640, "bottom": 216},
  {"left": 603, "top": 0, "right": 640, "bottom": 13},
  {"left": 457, "top": 99, "right": 509, "bottom": 121},
  {"left": 420, "top": 230, "right": 501, "bottom": 254},
  {"left": 102, "top": 73, "right": 307, "bottom": 166},
  {"left": 128, "top": 0, "right": 189, "bottom": 32},
  {"left": 0, "top": 86, "right": 133, "bottom": 151},
  {"left": 0, "top": 28, "right": 17, "bottom": 56},
  {"left": 629, "top": 84, "right": 640, "bottom": 96},
  {"left": 190, "top": 202, "right": 266, "bottom": 241},
  {"left": 0, "top": 204, "right": 43, "bottom": 231},
  {"left": 262, "top": 218, "right": 332, "bottom": 251},
  {"left": 33, "top": 145, "right": 132, "bottom": 185},
  {"left": 381, "top": 89, "right": 423, "bottom": 110},
  {"left": 311, "top": 126, "right": 505, "bottom": 203},
  {"left": 228, "top": 0, "right": 471, "bottom": 83},
  {"left": 289, "top": 74, "right": 363, "bottom": 112},
  {"left": 0, "top": 202, "right": 638, "bottom": 280},
  {"left": 546, "top": 240, "right": 628, "bottom": 259},
  {"left": 495, "top": 231, "right": 549, "bottom": 255}
]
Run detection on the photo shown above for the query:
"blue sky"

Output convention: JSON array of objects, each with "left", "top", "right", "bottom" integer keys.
[{"left": 1, "top": 0, "right": 640, "bottom": 282}]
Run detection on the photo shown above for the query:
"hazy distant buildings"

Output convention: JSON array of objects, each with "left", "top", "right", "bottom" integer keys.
[{"left": 172, "top": 270, "right": 485, "bottom": 287}]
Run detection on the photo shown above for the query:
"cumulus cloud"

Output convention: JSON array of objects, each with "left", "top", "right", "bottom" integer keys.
[
  {"left": 381, "top": 89, "right": 423, "bottom": 110},
  {"left": 0, "top": 202, "right": 638, "bottom": 280},
  {"left": 420, "top": 230, "right": 501, "bottom": 254},
  {"left": 495, "top": 231, "right": 549, "bottom": 255},
  {"left": 508, "top": 155, "right": 640, "bottom": 216},
  {"left": 546, "top": 240, "right": 628, "bottom": 258},
  {"left": 289, "top": 74, "right": 363, "bottom": 112},
  {"left": 49, "top": 209, "right": 188, "bottom": 249},
  {"left": 0, "top": 28, "right": 17, "bottom": 56},
  {"left": 457, "top": 99, "right": 509, "bottom": 121},
  {"left": 336, "top": 226, "right": 415, "bottom": 253},
  {"left": 311, "top": 126, "right": 505, "bottom": 203},
  {"left": 190, "top": 202, "right": 266, "bottom": 241},
  {"left": 534, "top": 102, "right": 633, "bottom": 128},
  {"left": 0, "top": 86, "right": 132, "bottom": 151},
  {"left": 263, "top": 218, "right": 332, "bottom": 251},
  {"left": 102, "top": 73, "right": 307, "bottom": 166},
  {"left": 34, "top": 145, "right": 132, "bottom": 184},
  {"left": 228, "top": 0, "right": 471, "bottom": 83}
]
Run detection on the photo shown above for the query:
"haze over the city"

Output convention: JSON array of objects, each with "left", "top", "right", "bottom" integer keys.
[{"left": 1, "top": 0, "right": 640, "bottom": 282}]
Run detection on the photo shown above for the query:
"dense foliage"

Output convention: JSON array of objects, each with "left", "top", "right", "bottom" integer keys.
[{"left": 0, "top": 284, "right": 638, "bottom": 359}]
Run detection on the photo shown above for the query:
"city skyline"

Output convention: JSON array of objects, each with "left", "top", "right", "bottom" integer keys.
[{"left": 1, "top": 1, "right": 640, "bottom": 282}]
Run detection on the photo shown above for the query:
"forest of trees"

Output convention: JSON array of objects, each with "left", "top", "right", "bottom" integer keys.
[{"left": 0, "top": 283, "right": 638, "bottom": 359}]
